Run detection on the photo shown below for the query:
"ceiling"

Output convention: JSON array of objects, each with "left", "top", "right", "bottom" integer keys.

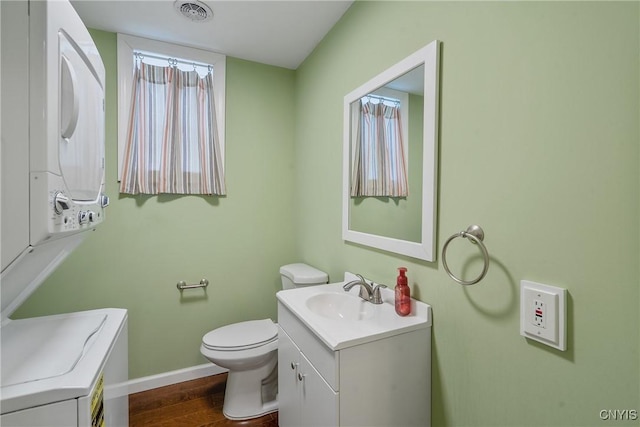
[{"left": 70, "top": 0, "right": 353, "bottom": 70}]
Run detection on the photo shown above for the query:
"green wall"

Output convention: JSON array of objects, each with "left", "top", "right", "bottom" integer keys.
[
  {"left": 13, "top": 30, "right": 298, "bottom": 378},
  {"left": 294, "top": 1, "right": 639, "bottom": 426},
  {"left": 12, "top": 2, "right": 640, "bottom": 426}
]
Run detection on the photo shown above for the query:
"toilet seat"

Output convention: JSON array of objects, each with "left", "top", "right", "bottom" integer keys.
[{"left": 202, "top": 319, "right": 277, "bottom": 351}]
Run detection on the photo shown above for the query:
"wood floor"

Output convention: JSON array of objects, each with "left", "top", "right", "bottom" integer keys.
[{"left": 129, "top": 373, "right": 278, "bottom": 427}]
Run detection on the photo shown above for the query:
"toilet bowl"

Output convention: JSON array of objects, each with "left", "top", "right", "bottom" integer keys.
[
  {"left": 200, "top": 319, "right": 279, "bottom": 420},
  {"left": 200, "top": 263, "right": 328, "bottom": 420}
]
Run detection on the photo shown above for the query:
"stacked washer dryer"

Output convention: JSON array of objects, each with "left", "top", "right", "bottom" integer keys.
[{"left": 1, "top": 1, "right": 128, "bottom": 426}]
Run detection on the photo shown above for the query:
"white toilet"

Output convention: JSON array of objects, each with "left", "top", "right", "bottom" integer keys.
[{"left": 200, "top": 263, "right": 328, "bottom": 420}]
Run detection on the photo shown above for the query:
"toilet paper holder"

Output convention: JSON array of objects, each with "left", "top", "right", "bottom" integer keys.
[{"left": 176, "top": 279, "right": 209, "bottom": 290}]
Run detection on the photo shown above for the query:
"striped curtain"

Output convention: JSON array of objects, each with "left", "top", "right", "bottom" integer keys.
[
  {"left": 351, "top": 99, "right": 408, "bottom": 197},
  {"left": 120, "top": 62, "right": 226, "bottom": 195}
]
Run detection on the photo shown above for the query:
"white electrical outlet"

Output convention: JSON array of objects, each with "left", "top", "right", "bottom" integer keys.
[
  {"left": 532, "top": 299, "right": 545, "bottom": 327},
  {"left": 520, "top": 280, "right": 567, "bottom": 351}
]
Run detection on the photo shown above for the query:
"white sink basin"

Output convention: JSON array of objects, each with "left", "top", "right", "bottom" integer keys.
[
  {"left": 277, "top": 272, "right": 432, "bottom": 350},
  {"left": 305, "top": 292, "right": 374, "bottom": 321}
]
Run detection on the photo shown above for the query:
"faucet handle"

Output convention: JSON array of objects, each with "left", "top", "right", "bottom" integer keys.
[
  {"left": 371, "top": 284, "right": 387, "bottom": 304},
  {"left": 358, "top": 283, "right": 371, "bottom": 301},
  {"left": 352, "top": 274, "right": 371, "bottom": 300}
]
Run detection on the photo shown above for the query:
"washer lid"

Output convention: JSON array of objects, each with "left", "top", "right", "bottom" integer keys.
[
  {"left": 202, "top": 319, "right": 277, "bottom": 350},
  {"left": 1, "top": 313, "right": 107, "bottom": 387}
]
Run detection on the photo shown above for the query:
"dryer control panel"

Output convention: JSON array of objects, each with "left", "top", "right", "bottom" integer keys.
[
  {"left": 51, "top": 189, "right": 105, "bottom": 229},
  {"left": 30, "top": 172, "right": 107, "bottom": 245}
]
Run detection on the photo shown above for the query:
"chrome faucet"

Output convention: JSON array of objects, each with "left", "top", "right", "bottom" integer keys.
[{"left": 343, "top": 274, "right": 387, "bottom": 304}]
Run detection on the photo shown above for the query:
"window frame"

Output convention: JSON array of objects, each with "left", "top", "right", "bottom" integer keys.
[{"left": 116, "top": 33, "right": 226, "bottom": 179}]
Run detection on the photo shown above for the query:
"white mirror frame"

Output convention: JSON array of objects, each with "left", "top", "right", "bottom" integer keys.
[{"left": 342, "top": 40, "right": 440, "bottom": 261}]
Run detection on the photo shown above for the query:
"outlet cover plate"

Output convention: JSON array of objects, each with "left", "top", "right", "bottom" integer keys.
[{"left": 520, "top": 280, "right": 567, "bottom": 351}]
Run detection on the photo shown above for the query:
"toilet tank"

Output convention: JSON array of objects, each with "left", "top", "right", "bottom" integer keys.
[{"left": 280, "top": 263, "right": 328, "bottom": 290}]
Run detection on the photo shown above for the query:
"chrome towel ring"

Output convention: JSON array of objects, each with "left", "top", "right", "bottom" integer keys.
[{"left": 442, "top": 225, "right": 489, "bottom": 286}]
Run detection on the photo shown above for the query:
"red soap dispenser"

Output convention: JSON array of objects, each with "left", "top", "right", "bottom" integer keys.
[{"left": 395, "top": 267, "right": 411, "bottom": 316}]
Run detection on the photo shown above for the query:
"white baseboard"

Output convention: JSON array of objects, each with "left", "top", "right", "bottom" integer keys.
[{"left": 110, "top": 363, "right": 228, "bottom": 397}]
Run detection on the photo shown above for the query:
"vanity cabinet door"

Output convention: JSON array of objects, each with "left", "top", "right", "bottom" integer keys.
[
  {"left": 299, "top": 352, "right": 338, "bottom": 427},
  {"left": 278, "top": 325, "right": 338, "bottom": 427},
  {"left": 278, "top": 327, "right": 302, "bottom": 427}
]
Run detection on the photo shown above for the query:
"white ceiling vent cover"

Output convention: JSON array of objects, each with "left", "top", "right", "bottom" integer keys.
[{"left": 174, "top": 0, "right": 213, "bottom": 23}]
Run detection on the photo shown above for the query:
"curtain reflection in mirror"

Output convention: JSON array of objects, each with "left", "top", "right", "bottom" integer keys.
[{"left": 350, "top": 97, "right": 408, "bottom": 197}]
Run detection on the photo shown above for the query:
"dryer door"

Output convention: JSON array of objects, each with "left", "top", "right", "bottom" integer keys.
[{"left": 58, "top": 31, "right": 104, "bottom": 202}]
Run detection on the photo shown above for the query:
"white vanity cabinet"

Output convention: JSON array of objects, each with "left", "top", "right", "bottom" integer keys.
[{"left": 277, "top": 300, "right": 431, "bottom": 427}]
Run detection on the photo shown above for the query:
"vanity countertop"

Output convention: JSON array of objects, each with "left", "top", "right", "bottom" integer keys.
[{"left": 276, "top": 272, "right": 432, "bottom": 350}]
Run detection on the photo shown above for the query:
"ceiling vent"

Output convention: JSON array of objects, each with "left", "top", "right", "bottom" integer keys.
[{"left": 174, "top": 0, "right": 213, "bottom": 23}]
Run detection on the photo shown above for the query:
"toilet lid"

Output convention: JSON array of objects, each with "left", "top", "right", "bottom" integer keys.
[{"left": 202, "top": 319, "right": 277, "bottom": 351}]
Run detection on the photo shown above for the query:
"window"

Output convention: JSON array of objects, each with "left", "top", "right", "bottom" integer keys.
[{"left": 116, "top": 34, "right": 226, "bottom": 195}]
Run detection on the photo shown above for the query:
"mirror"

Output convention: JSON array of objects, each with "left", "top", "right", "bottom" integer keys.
[{"left": 342, "top": 40, "right": 440, "bottom": 261}]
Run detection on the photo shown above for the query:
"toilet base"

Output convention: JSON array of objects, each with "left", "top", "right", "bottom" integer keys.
[{"left": 222, "top": 358, "right": 278, "bottom": 420}]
